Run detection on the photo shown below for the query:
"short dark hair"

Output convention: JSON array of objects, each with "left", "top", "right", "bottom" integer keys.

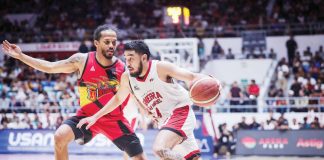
[
  {"left": 93, "top": 24, "right": 118, "bottom": 41},
  {"left": 124, "top": 40, "right": 151, "bottom": 59}
]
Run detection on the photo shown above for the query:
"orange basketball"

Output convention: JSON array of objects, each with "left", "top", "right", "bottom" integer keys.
[{"left": 189, "top": 77, "right": 221, "bottom": 107}]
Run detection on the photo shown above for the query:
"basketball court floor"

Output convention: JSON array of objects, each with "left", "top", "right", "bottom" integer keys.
[{"left": 0, "top": 154, "right": 323, "bottom": 160}]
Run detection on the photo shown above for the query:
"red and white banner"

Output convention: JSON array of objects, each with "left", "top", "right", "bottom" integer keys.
[{"left": 19, "top": 42, "right": 81, "bottom": 52}]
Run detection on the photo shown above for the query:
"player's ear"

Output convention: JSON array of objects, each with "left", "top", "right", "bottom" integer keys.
[
  {"left": 142, "top": 54, "right": 148, "bottom": 61},
  {"left": 94, "top": 40, "right": 99, "bottom": 48}
]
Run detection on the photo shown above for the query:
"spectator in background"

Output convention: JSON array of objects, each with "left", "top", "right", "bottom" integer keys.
[
  {"left": 0, "top": 92, "right": 10, "bottom": 110},
  {"left": 198, "top": 38, "right": 205, "bottom": 60},
  {"left": 116, "top": 39, "right": 125, "bottom": 59},
  {"left": 318, "top": 45, "right": 324, "bottom": 59},
  {"left": 289, "top": 118, "right": 300, "bottom": 130},
  {"left": 258, "top": 48, "right": 266, "bottom": 59},
  {"left": 268, "top": 110, "right": 277, "bottom": 122},
  {"left": 0, "top": 113, "right": 9, "bottom": 129},
  {"left": 238, "top": 117, "right": 250, "bottom": 130},
  {"left": 275, "top": 89, "right": 287, "bottom": 113},
  {"left": 225, "top": 48, "right": 235, "bottom": 59},
  {"left": 247, "top": 79, "right": 260, "bottom": 107},
  {"left": 55, "top": 113, "right": 64, "bottom": 129},
  {"left": 290, "top": 77, "right": 302, "bottom": 97},
  {"left": 277, "top": 113, "right": 289, "bottom": 130},
  {"left": 7, "top": 117, "right": 20, "bottom": 129},
  {"left": 246, "top": 48, "right": 257, "bottom": 59},
  {"left": 228, "top": 81, "right": 244, "bottom": 112},
  {"left": 286, "top": 35, "right": 298, "bottom": 67},
  {"left": 249, "top": 117, "right": 260, "bottom": 129},
  {"left": 32, "top": 113, "right": 41, "bottom": 129},
  {"left": 22, "top": 112, "right": 30, "bottom": 123},
  {"left": 214, "top": 123, "right": 235, "bottom": 156},
  {"left": 78, "top": 40, "right": 88, "bottom": 53},
  {"left": 268, "top": 48, "right": 277, "bottom": 59},
  {"left": 263, "top": 120, "right": 276, "bottom": 130},
  {"left": 277, "top": 59, "right": 289, "bottom": 91},
  {"left": 301, "top": 117, "right": 311, "bottom": 129},
  {"left": 310, "top": 117, "right": 321, "bottom": 129},
  {"left": 211, "top": 40, "right": 224, "bottom": 59}
]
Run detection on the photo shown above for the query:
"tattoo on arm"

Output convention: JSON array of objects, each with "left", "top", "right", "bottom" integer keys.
[{"left": 67, "top": 56, "right": 81, "bottom": 64}]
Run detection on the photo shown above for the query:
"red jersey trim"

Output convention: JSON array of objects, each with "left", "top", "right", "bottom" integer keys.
[
  {"left": 184, "top": 150, "right": 201, "bottom": 160},
  {"left": 94, "top": 52, "right": 118, "bottom": 69},
  {"left": 136, "top": 60, "right": 152, "bottom": 82}
]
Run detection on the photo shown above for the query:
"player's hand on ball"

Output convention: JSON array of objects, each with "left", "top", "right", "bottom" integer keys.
[{"left": 77, "top": 116, "right": 98, "bottom": 130}]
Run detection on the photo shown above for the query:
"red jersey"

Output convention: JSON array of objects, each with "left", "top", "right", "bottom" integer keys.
[{"left": 77, "top": 52, "right": 129, "bottom": 119}]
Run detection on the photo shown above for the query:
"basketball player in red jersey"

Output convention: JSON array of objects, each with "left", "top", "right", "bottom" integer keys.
[
  {"left": 77, "top": 41, "right": 220, "bottom": 160},
  {"left": 1, "top": 25, "right": 146, "bottom": 160}
]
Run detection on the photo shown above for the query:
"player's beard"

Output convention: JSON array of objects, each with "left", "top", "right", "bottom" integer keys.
[
  {"left": 130, "top": 61, "right": 143, "bottom": 77},
  {"left": 102, "top": 48, "right": 115, "bottom": 60}
]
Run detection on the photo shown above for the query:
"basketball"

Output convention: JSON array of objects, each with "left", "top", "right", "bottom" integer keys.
[{"left": 189, "top": 77, "right": 221, "bottom": 107}]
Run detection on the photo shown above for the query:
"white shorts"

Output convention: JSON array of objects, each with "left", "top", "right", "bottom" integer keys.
[{"left": 160, "top": 105, "right": 200, "bottom": 159}]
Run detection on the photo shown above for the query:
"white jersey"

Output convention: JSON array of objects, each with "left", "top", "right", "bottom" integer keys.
[{"left": 128, "top": 60, "right": 192, "bottom": 126}]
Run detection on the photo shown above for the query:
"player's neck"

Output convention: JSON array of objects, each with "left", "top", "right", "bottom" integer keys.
[
  {"left": 139, "top": 61, "right": 150, "bottom": 77},
  {"left": 95, "top": 52, "right": 115, "bottom": 67}
]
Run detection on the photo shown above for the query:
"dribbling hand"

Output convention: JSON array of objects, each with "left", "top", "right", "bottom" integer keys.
[
  {"left": 76, "top": 116, "right": 98, "bottom": 130},
  {"left": 1, "top": 40, "right": 23, "bottom": 59}
]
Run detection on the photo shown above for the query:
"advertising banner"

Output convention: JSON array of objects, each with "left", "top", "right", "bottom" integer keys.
[
  {"left": 19, "top": 42, "right": 80, "bottom": 52},
  {"left": 237, "top": 130, "right": 324, "bottom": 156},
  {"left": 0, "top": 129, "right": 156, "bottom": 155},
  {"left": 0, "top": 128, "right": 214, "bottom": 156},
  {"left": 194, "top": 114, "right": 214, "bottom": 156}
]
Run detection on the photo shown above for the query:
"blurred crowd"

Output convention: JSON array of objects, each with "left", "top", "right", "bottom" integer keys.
[
  {"left": 0, "top": 111, "right": 65, "bottom": 130},
  {"left": 221, "top": 42, "right": 324, "bottom": 112},
  {"left": 1, "top": 0, "right": 324, "bottom": 42},
  {"left": 0, "top": 56, "right": 79, "bottom": 113},
  {"left": 267, "top": 41, "right": 324, "bottom": 112}
]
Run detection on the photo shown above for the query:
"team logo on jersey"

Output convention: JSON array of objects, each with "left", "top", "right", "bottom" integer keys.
[
  {"left": 84, "top": 76, "right": 119, "bottom": 101},
  {"left": 143, "top": 92, "right": 163, "bottom": 115},
  {"left": 90, "top": 66, "right": 95, "bottom": 71},
  {"left": 134, "top": 85, "right": 140, "bottom": 90},
  {"left": 149, "top": 78, "right": 154, "bottom": 82}
]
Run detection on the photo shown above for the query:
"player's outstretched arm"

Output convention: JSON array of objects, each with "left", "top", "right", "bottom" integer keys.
[
  {"left": 157, "top": 61, "right": 206, "bottom": 86},
  {"left": 77, "top": 73, "right": 132, "bottom": 129},
  {"left": 2, "top": 40, "right": 82, "bottom": 74}
]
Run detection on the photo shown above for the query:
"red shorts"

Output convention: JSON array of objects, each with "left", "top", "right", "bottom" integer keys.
[{"left": 63, "top": 113, "right": 143, "bottom": 157}]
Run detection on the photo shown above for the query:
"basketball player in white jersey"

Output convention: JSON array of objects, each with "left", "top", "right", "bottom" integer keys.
[{"left": 77, "top": 40, "right": 215, "bottom": 160}]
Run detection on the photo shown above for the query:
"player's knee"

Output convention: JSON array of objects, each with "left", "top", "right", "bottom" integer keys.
[
  {"left": 54, "top": 131, "right": 69, "bottom": 146},
  {"left": 152, "top": 145, "right": 168, "bottom": 157}
]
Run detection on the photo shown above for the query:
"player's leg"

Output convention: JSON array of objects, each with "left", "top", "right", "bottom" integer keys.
[
  {"left": 54, "top": 124, "right": 74, "bottom": 160},
  {"left": 98, "top": 117, "right": 146, "bottom": 160},
  {"left": 173, "top": 132, "right": 201, "bottom": 160},
  {"left": 123, "top": 117, "right": 139, "bottom": 160},
  {"left": 153, "top": 105, "right": 201, "bottom": 160},
  {"left": 55, "top": 116, "right": 94, "bottom": 160},
  {"left": 152, "top": 129, "right": 185, "bottom": 160}
]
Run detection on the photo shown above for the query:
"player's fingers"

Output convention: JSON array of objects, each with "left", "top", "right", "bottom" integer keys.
[
  {"left": 2, "top": 41, "right": 10, "bottom": 50},
  {"left": 76, "top": 119, "right": 86, "bottom": 128},
  {"left": 85, "top": 121, "right": 94, "bottom": 130},
  {"left": 4, "top": 40, "right": 17, "bottom": 49},
  {"left": 10, "top": 44, "right": 16, "bottom": 48},
  {"left": 4, "top": 40, "right": 11, "bottom": 47}
]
